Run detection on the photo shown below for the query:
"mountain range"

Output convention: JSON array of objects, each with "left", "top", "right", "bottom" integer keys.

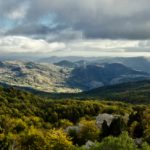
[
  {"left": 0, "top": 59, "right": 150, "bottom": 93},
  {"left": 0, "top": 61, "right": 76, "bottom": 93},
  {"left": 67, "top": 63, "right": 149, "bottom": 90},
  {"left": 52, "top": 56, "right": 150, "bottom": 73}
]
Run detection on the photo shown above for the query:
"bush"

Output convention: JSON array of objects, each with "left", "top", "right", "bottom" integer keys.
[
  {"left": 68, "top": 119, "right": 100, "bottom": 146},
  {"left": 46, "top": 128, "right": 75, "bottom": 150},
  {"left": 90, "top": 132, "right": 137, "bottom": 150}
]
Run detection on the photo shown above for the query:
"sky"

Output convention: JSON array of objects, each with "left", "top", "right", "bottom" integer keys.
[{"left": 0, "top": 0, "right": 150, "bottom": 57}]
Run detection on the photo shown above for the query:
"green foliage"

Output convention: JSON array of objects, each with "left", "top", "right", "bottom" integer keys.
[
  {"left": 141, "top": 142, "right": 150, "bottom": 150},
  {"left": 128, "top": 110, "right": 144, "bottom": 138},
  {"left": 144, "top": 128, "right": 150, "bottom": 144},
  {"left": 101, "top": 120, "right": 109, "bottom": 138},
  {"left": 46, "top": 128, "right": 74, "bottom": 150},
  {"left": 68, "top": 119, "right": 100, "bottom": 146},
  {"left": 20, "top": 127, "right": 75, "bottom": 150},
  {"left": 109, "top": 117, "right": 126, "bottom": 136},
  {"left": 100, "top": 117, "right": 126, "bottom": 139},
  {"left": 79, "top": 119, "right": 100, "bottom": 143},
  {"left": 71, "top": 80, "right": 150, "bottom": 104},
  {"left": 90, "top": 132, "right": 137, "bottom": 150},
  {"left": 0, "top": 87, "right": 150, "bottom": 149},
  {"left": 58, "top": 119, "right": 73, "bottom": 129},
  {"left": 21, "top": 127, "right": 47, "bottom": 150}
]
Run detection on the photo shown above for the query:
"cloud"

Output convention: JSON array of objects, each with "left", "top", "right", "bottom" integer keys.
[
  {"left": 1, "top": 0, "right": 150, "bottom": 56},
  {"left": 6, "top": 25, "right": 83, "bottom": 42},
  {"left": 0, "top": 35, "right": 150, "bottom": 57},
  {"left": 49, "top": 39, "right": 150, "bottom": 56},
  {"left": 1, "top": 0, "right": 150, "bottom": 40},
  {"left": 7, "top": 3, "right": 28, "bottom": 20},
  {"left": 0, "top": 0, "right": 28, "bottom": 19},
  {"left": 0, "top": 36, "right": 66, "bottom": 53}
]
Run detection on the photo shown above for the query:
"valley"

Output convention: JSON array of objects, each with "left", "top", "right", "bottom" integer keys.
[{"left": 0, "top": 57, "right": 150, "bottom": 93}]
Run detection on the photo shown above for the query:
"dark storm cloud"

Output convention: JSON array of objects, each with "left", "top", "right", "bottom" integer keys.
[
  {"left": 0, "top": 0, "right": 23, "bottom": 15},
  {"left": 1, "top": 0, "right": 150, "bottom": 40},
  {"left": 5, "top": 24, "right": 83, "bottom": 42},
  {"left": 6, "top": 24, "right": 66, "bottom": 36},
  {"left": 0, "top": 0, "right": 28, "bottom": 19}
]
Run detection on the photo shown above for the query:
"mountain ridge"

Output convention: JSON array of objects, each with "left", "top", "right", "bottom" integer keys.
[{"left": 0, "top": 60, "right": 149, "bottom": 93}]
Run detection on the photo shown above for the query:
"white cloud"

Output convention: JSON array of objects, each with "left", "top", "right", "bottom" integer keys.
[
  {"left": 0, "top": 36, "right": 150, "bottom": 57},
  {"left": 0, "top": 36, "right": 66, "bottom": 53},
  {"left": 67, "top": 40, "right": 139, "bottom": 50},
  {"left": 50, "top": 39, "right": 150, "bottom": 57}
]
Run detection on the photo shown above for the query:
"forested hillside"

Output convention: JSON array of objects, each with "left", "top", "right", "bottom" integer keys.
[
  {"left": 83, "top": 80, "right": 150, "bottom": 103},
  {"left": 36, "top": 80, "right": 150, "bottom": 104},
  {"left": 0, "top": 87, "right": 150, "bottom": 149}
]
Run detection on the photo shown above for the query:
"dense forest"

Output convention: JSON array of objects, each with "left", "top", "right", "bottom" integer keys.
[
  {"left": 30, "top": 80, "right": 150, "bottom": 104},
  {"left": 0, "top": 87, "right": 150, "bottom": 149}
]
